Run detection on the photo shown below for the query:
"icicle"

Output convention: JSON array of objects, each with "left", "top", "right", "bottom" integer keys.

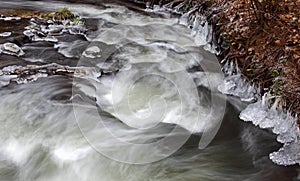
[
  {"left": 218, "top": 60, "right": 258, "bottom": 102},
  {"left": 240, "top": 93, "right": 300, "bottom": 166}
]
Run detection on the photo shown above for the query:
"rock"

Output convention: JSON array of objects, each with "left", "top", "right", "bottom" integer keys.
[
  {"left": 49, "top": 28, "right": 63, "bottom": 36},
  {"left": 82, "top": 46, "right": 102, "bottom": 58},
  {"left": 0, "top": 74, "right": 18, "bottom": 87},
  {"left": 0, "top": 17, "right": 21, "bottom": 21},
  {"left": 0, "top": 43, "right": 25, "bottom": 57},
  {"left": 23, "top": 29, "right": 36, "bottom": 37},
  {"left": 47, "top": 20, "right": 54, "bottom": 24},
  {"left": 32, "top": 35, "right": 58, "bottom": 43},
  {"left": 48, "top": 25, "right": 64, "bottom": 35},
  {"left": 0, "top": 32, "right": 12, "bottom": 38},
  {"left": 68, "top": 25, "right": 87, "bottom": 35}
]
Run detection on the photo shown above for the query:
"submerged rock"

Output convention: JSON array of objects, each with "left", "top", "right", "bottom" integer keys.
[
  {"left": 55, "top": 40, "right": 89, "bottom": 58},
  {"left": 0, "top": 43, "right": 25, "bottom": 57},
  {"left": 0, "top": 65, "right": 22, "bottom": 87}
]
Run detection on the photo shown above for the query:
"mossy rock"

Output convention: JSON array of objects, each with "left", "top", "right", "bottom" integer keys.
[{"left": 42, "top": 8, "right": 76, "bottom": 21}]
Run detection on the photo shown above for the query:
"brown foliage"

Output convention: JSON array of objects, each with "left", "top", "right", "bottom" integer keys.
[{"left": 218, "top": 0, "right": 300, "bottom": 117}]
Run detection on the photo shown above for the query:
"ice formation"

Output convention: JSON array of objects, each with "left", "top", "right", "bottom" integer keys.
[
  {"left": 218, "top": 61, "right": 258, "bottom": 102},
  {"left": 179, "top": 11, "right": 219, "bottom": 54},
  {"left": 240, "top": 95, "right": 300, "bottom": 165},
  {"left": 218, "top": 60, "right": 299, "bottom": 166},
  {"left": 23, "top": 18, "right": 86, "bottom": 43}
]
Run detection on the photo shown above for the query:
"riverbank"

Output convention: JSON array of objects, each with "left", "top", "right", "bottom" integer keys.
[{"left": 137, "top": 0, "right": 300, "bottom": 123}]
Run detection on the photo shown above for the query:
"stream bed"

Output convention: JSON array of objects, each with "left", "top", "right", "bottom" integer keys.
[{"left": 0, "top": 1, "right": 299, "bottom": 180}]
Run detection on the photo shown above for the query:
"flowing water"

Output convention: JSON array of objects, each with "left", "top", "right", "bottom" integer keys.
[{"left": 0, "top": 1, "right": 299, "bottom": 180}]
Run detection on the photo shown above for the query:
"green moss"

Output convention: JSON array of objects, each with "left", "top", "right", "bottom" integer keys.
[
  {"left": 19, "top": 11, "right": 33, "bottom": 17},
  {"left": 41, "top": 8, "right": 76, "bottom": 21},
  {"left": 252, "top": 69, "right": 257, "bottom": 75},
  {"left": 183, "top": 4, "right": 190, "bottom": 12},
  {"left": 272, "top": 70, "right": 280, "bottom": 77},
  {"left": 55, "top": 8, "right": 75, "bottom": 20},
  {"left": 71, "top": 17, "right": 84, "bottom": 25},
  {"left": 271, "top": 78, "right": 284, "bottom": 95},
  {"left": 42, "top": 12, "right": 53, "bottom": 19}
]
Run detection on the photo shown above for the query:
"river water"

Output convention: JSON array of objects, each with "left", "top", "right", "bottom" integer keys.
[{"left": 0, "top": 1, "right": 299, "bottom": 180}]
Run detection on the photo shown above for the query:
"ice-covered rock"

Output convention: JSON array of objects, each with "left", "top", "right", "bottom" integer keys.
[
  {"left": 32, "top": 35, "right": 58, "bottom": 43},
  {"left": 68, "top": 25, "right": 87, "bottom": 35},
  {"left": 0, "top": 43, "right": 25, "bottom": 57},
  {"left": 0, "top": 65, "right": 23, "bottom": 87},
  {"left": 0, "top": 64, "right": 101, "bottom": 87},
  {"left": 2, "top": 65, "right": 23, "bottom": 72},
  {"left": 0, "top": 32, "right": 12, "bottom": 37},
  {"left": 240, "top": 94, "right": 300, "bottom": 166},
  {"left": 41, "top": 25, "right": 65, "bottom": 35},
  {"left": 0, "top": 16, "right": 21, "bottom": 21},
  {"left": 82, "top": 46, "right": 102, "bottom": 58},
  {"left": 23, "top": 29, "right": 36, "bottom": 37},
  {"left": 24, "top": 27, "right": 58, "bottom": 43},
  {"left": 15, "top": 73, "right": 48, "bottom": 84},
  {"left": 24, "top": 17, "right": 86, "bottom": 42},
  {"left": 0, "top": 74, "right": 18, "bottom": 87}
]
